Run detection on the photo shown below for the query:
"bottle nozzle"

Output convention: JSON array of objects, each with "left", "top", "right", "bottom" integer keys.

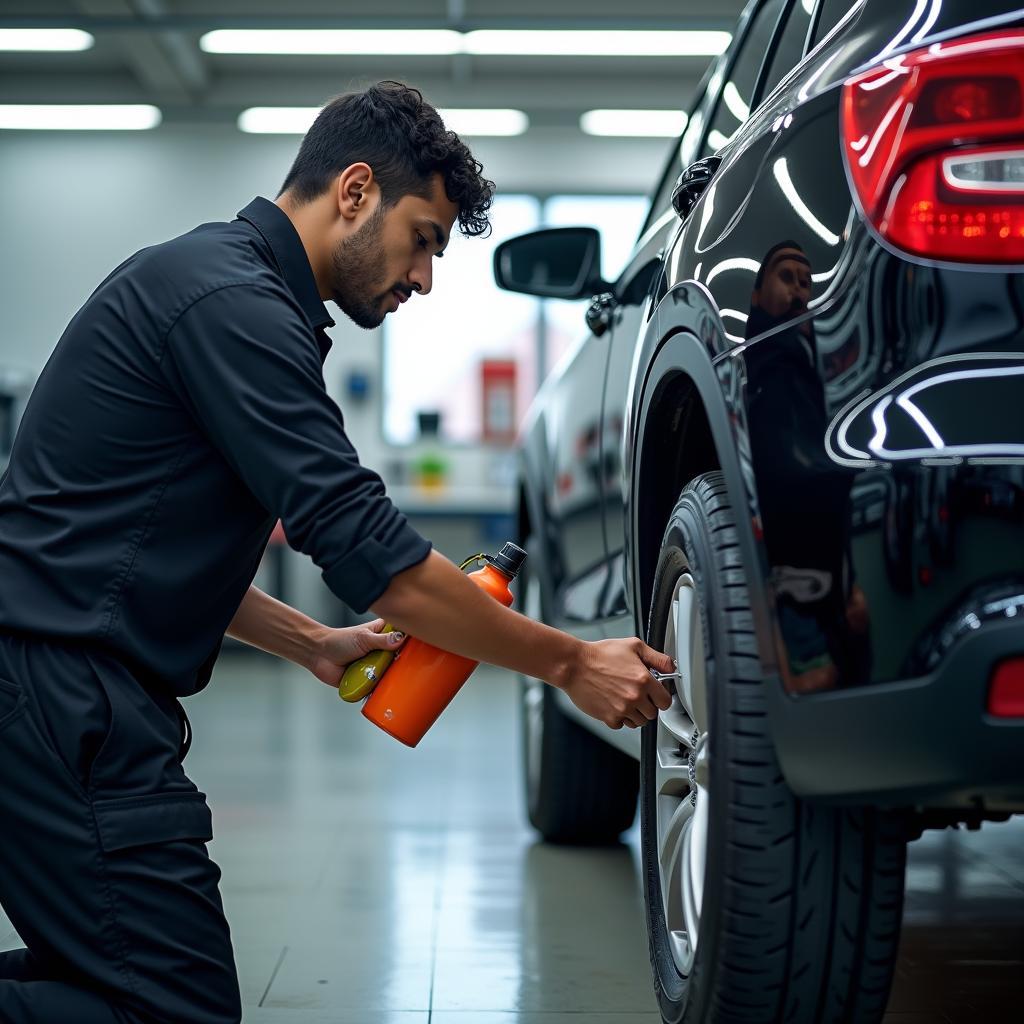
[{"left": 487, "top": 541, "right": 527, "bottom": 580}]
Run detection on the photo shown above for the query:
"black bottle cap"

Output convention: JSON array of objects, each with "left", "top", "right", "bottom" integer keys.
[{"left": 487, "top": 541, "right": 527, "bottom": 580}]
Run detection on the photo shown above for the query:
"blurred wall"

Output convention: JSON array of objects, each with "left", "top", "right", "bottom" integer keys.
[{"left": 0, "top": 123, "right": 667, "bottom": 623}]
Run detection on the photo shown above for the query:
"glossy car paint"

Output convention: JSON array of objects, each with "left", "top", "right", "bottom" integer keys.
[{"left": 516, "top": 0, "right": 1024, "bottom": 808}]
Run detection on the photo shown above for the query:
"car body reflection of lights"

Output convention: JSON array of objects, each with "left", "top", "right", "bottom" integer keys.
[
  {"left": 693, "top": 181, "right": 718, "bottom": 252},
  {"left": 707, "top": 128, "right": 732, "bottom": 152},
  {"left": 875, "top": 0, "right": 942, "bottom": 59},
  {"left": 705, "top": 257, "right": 760, "bottom": 285},
  {"left": 797, "top": 44, "right": 846, "bottom": 104},
  {"left": 827, "top": 354, "right": 1024, "bottom": 466},
  {"left": 858, "top": 58, "right": 909, "bottom": 93},
  {"left": 719, "top": 308, "right": 749, "bottom": 345},
  {"left": 773, "top": 157, "right": 842, "bottom": 245},
  {"left": 722, "top": 81, "right": 749, "bottom": 123}
]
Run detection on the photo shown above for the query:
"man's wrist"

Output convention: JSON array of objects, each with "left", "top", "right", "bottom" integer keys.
[
  {"left": 545, "top": 633, "right": 586, "bottom": 691},
  {"left": 302, "top": 621, "right": 333, "bottom": 673}
]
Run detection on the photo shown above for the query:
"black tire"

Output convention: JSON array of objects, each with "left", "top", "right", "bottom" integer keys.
[
  {"left": 517, "top": 536, "right": 638, "bottom": 845},
  {"left": 640, "top": 472, "right": 907, "bottom": 1023}
]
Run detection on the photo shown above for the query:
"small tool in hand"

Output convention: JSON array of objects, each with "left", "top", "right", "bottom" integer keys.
[{"left": 649, "top": 667, "right": 682, "bottom": 683}]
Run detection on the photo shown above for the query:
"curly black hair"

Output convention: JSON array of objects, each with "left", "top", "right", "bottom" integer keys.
[{"left": 279, "top": 81, "right": 495, "bottom": 238}]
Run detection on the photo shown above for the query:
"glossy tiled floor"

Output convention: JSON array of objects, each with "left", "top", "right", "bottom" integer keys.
[{"left": 2, "top": 651, "right": 1022, "bottom": 1022}]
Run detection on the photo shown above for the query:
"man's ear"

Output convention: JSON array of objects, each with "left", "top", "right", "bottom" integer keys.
[
  {"left": 335, "top": 162, "right": 377, "bottom": 221},
  {"left": 750, "top": 287, "right": 761, "bottom": 308}
]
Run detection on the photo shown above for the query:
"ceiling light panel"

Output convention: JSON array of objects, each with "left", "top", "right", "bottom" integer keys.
[
  {"left": 439, "top": 109, "right": 529, "bottom": 136},
  {"left": 581, "top": 109, "right": 689, "bottom": 137},
  {"left": 0, "top": 29, "right": 94, "bottom": 51},
  {"left": 201, "top": 28, "right": 730, "bottom": 58},
  {"left": 0, "top": 105, "right": 161, "bottom": 130},
  {"left": 239, "top": 107, "right": 528, "bottom": 137},
  {"left": 465, "top": 30, "right": 731, "bottom": 57},
  {"left": 201, "top": 29, "right": 463, "bottom": 55}
]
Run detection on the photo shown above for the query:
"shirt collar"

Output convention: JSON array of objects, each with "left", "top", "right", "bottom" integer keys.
[{"left": 236, "top": 197, "right": 336, "bottom": 337}]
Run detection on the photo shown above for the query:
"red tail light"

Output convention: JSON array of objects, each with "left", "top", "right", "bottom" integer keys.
[
  {"left": 988, "top": 657, "right": 1024, "bottom": 717},
  {"left": 842, "top": 31, "right": 1024, "bottom": 264}
]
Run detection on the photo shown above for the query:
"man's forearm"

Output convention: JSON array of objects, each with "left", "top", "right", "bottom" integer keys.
[
  {"left": 226, "top": 585, "right": 326, "bottom": 670},
  {"left": 372, "top": 551, "right": 584, "bottom": 689}
]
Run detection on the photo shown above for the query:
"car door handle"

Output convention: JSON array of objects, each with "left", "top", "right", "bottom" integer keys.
[
  {"left": 671, "top": 155, "right": 722, "bottom": 220},
  {"left": 585, "top": 291, "right": 617, "bottom": 337}
]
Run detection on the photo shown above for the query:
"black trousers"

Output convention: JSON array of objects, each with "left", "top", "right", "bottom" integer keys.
[{"left": 0, "top": 633, "right": 241, "bottom": 1024}]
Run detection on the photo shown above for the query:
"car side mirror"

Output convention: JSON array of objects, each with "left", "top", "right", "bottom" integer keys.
[{"left": 493, "top": 227, "right": 609, "bottom": 300}]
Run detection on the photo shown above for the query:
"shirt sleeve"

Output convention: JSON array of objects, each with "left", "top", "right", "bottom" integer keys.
[{"left": 159, "top": 282, "right": 431, "bottom": 612}]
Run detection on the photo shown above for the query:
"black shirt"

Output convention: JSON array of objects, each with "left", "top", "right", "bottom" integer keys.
[{"left": 0, "top": 197, "right": 431, "bottom": 695}]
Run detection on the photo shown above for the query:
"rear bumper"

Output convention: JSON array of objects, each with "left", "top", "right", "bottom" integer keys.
[{"left": 767, "top": 618, "right": 1024, "bottom": 809}]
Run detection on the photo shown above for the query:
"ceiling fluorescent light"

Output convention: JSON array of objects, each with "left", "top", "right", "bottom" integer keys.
[
  {"left": 238, "top": 107, "right": 317, "bottom": 134},
  {"left": 239, "top": 106, "right": 528, "bottom": 137},
  {"left": 439, "top": 108, "right": 528, "bottom": 136},
  {"left": 0, "top": 28, "right": 93, "bottom": 51},
  {"left": 201, "top": 29, "right": 462, "bottom": 55},
  {"left": 201, "top": 27, "right": 729, "bottom": 58},
  {"left": 0, "top": 105, "right": 161, "bottom": 131},
  {"left": 466, "top": 30, "right": 730, "bottom": 57},
  {"left": 581, "top": 109, "right": 688, "bottom": 137}
]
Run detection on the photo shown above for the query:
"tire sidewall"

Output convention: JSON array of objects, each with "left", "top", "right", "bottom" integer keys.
[{"left": 641, "top": 491, "right": 727, "bottom": 1024}]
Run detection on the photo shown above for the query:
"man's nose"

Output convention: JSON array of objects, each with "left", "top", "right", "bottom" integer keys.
[{"left": 409, "top": 264, "right": 432, "bottom": 297}]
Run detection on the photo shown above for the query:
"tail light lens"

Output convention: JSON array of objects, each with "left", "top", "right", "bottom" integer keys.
[
  {"left": 842, "top": 31, "right": 1024, "bottom": 263},
  {"left": 988, "top": 657, "right": 1024, "bottom": 717}
]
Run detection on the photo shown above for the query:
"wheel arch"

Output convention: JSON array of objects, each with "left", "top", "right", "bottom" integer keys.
[{"left": 629, "top": 328, "right": 779, "bottom": 678}]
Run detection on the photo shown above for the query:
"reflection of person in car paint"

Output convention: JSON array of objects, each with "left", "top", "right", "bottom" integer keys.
[{"left": 744, "top": 241, "right": 870, "bottom": 693}]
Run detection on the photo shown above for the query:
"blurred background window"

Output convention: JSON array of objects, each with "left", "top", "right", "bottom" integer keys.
[
  {"left": 540, "top": 194, "right": 648, "bottom": 376},
  {"left": 382, "top": 193, "right": 647, "bottom": 444},
  {"left": 383, "top": 194, "right": 541, "bottom": 445}
]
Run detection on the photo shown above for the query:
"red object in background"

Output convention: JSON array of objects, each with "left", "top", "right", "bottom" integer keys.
[
  {"left": 269, "top": 520, "right": 287, "bottom": 545},
  {"left": 481, "top": 359, "right": 517, "bottom": 443}
]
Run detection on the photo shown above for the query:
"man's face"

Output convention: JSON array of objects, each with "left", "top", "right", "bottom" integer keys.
[
  {"left": 329, "top": 173, "right": 458, "bottom": 330},
  {"left": 753, "top": 249, "right": 812, "bottom": 320}
]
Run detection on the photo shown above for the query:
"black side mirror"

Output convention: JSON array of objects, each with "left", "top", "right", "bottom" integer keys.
[{"left": 493, "top": 227, "right": 608, "bottom": 300}]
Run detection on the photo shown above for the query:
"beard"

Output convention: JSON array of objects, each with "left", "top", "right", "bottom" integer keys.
[{"left": 329, "top": 203, "right": 394, "bottom": 330}]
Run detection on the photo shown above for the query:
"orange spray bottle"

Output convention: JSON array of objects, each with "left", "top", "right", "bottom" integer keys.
[{"left": 361, "top": 542, "right": 526, "bottom": 747}]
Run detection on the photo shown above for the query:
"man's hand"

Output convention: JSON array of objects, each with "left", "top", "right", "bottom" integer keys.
[
  {"left": 557, "top": 638, "right": 675, "bottom": 729},
  {"left": 309, "top": 618, "right": 406, "bottom": 687}
]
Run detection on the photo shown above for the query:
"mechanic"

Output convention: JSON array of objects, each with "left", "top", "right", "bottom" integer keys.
[{"left": 0, "top": 81, "right": 674, "bottom": 1024}]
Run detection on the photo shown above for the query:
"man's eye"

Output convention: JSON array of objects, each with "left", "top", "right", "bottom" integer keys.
[{"left": 416, "top": 233, "right": 428, "bottom": 249}]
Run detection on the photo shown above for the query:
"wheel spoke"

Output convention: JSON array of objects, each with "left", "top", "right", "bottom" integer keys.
[
  {"left": 659, "top": 796, "right": 692, "bottom": 930},
  {"left": 679, "top": 816, "right": 699, "bottom": 951},
  {"left": 658, "top": 703, "right": 696, "bottom": 749},
  {"left": 658, "top": 792, "right": 693, "bottom": 881},
  {"left": 674, "top": 583, "right": 707, "bottom": 733},
  {"left": 653, "top": 569, "right": 711, "bottom": 978},
  {"left": 689, "top": 789, "right": 709, "bottom": 921}
]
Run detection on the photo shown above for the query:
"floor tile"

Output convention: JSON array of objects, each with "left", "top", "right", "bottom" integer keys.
[{"left": 243, "top": 1011, "right": 428, "bottom": 1023}]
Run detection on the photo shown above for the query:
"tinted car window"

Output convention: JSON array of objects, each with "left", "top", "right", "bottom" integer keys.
[
  {"left": 701, "top": 0, "right": 785, "bottom": 155},
  {"left": 642, "top": 86, "right": 713, "bottom": 232},
  {"left": 760, "top": 0, "right": 814, "bottom": 100},
  {"left": 810, "top": 0, "right": 855, "bottom": 48}
]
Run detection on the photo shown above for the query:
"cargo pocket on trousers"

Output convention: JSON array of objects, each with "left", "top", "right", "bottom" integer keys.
[
  {"left": 93, "top": 790, "right": 213, "bottom": 852},
  {"left": 0, "top": 676, "right": 27, "bottom": 737}
]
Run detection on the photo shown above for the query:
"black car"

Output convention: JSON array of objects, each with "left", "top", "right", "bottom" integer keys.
[{"left": 494, "top": 1, "right": 1024, "bottom": 1021}]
